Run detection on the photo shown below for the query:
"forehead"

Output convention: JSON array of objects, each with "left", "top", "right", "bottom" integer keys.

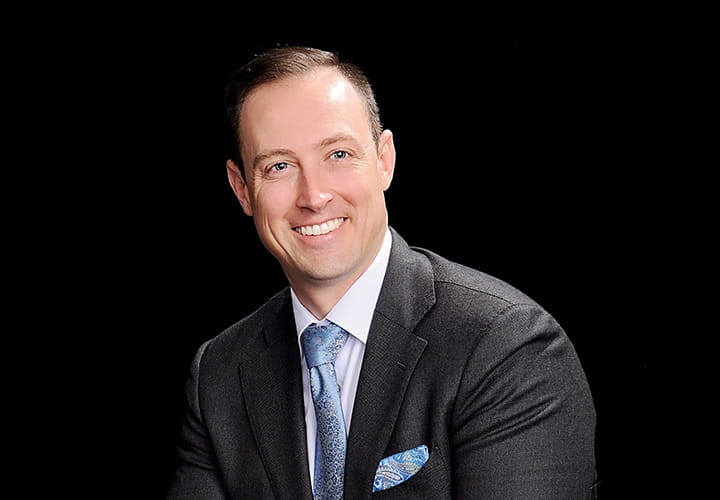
[
  {"left": 239, "top": 68, "right": 370, "bottom": 145},
  {"left": 248, "top": 66, "right": 358, "bottom": 104}
]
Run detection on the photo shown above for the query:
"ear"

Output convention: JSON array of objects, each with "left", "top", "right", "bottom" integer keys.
[
  {"left": 226, "top": 159, "right": 253, "bottom": 216},
  {"left": 377, "top": 129, "right": 396, "bottom": 191}
]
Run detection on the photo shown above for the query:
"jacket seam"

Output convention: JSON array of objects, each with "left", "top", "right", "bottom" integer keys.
[
  {"left": 433, "top": 279, "right": 521, "bottom": 307},
  {"left": 449, "top": 302, "right": 538, "bottom": 432}
]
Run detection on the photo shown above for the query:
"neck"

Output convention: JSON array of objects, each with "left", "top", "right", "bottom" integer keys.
[
  {"left": 291, "top": 278, "right": 354, "bottom": 320},
  {"left": 289, "top": 247, "right": 381, "bottom": 320}
]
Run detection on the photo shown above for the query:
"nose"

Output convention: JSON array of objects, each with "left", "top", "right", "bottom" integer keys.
[{"left": 296, "top": 167, "right": 333, "bottom": 211}]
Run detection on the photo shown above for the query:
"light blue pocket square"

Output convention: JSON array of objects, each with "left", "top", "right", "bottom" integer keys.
[{"left": 372, "top": 444, "right": 429, "bottom": 492}]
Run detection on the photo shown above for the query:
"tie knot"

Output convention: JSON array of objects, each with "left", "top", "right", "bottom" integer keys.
[{"left": 301, "top": 322, "right": 349, "bottom": 368}]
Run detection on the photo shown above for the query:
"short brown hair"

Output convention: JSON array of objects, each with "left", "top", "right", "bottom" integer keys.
[{"left": 224, "top": 46, "right": 383, "bottom": 174}]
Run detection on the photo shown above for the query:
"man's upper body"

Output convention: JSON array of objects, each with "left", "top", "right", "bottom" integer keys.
[
  {"left": 167, "top": 227, "right": 597, "bottom": 499},
  {"left": 167, "top": 46, "right": 596, "bottom": 498}
]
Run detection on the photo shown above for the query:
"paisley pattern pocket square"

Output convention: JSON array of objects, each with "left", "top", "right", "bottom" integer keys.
[{"left": 372, "top": 444, "right": 429, "bottom": 492}]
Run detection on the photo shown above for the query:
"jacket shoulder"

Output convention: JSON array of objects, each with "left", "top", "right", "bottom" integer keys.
[
  {"left": 199, "top": 287, "right": 291, "bottom": 361},
  {"left": 413, "top": 246, "right": 538, "bottom": 309}
]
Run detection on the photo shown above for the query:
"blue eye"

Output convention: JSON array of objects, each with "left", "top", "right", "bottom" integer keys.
[
  {"left": 271, "top": 162, "right": 289, "bottom": 172},
  {"left": 331, "top": 151, "right": 348, "bottom": 160}
]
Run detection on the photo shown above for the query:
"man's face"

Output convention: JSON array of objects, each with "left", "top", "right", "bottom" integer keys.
[{"left": 228, "top": 68, "right": 395, "bottom": 292}]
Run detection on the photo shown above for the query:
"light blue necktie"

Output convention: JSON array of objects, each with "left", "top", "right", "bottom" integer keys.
[{"left": 301, "top": 322, "right": 349, "bottom": 500}]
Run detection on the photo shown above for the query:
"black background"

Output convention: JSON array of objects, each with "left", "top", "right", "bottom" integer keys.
[{"left": 20, "top": 7, "right": 689, "bottom": 498}]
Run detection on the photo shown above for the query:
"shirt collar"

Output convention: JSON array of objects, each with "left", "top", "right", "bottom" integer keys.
[{"left": 292, "top": 227, "right": 392, "bottom": 344}]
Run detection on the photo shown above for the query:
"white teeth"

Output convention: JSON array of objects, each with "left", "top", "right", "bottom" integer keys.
[{"left": 297, "top": 217, "right": 344, "bottom": 236}]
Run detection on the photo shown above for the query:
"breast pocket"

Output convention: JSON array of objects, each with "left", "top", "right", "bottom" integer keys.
[{"left": 372, "top": 445, "right": 450, "bottom": 498}]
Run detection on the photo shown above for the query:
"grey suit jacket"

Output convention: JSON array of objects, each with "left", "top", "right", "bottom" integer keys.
[{"left": 167, "top": 228, "right": 596, "bottom": 499}]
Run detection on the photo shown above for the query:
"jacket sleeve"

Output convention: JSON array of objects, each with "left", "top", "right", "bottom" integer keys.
[
  {"left": 451, "top": 303, "right": 597, "bottom": 499},
  {"left": 166, "top": 341, "right": 230, "bottom": 499}
]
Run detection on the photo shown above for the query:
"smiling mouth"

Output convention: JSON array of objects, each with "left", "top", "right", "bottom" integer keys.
[{"left": 293, "top": 217, "right": 346, "bottom": 236}]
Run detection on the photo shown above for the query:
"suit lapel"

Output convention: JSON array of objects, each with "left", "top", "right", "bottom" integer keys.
[
  {"left": 345, "top": 228, "right": 436, "bottom": 497},
  {"left": 237, "top": 292, "right": 313, "bottom": 499}
]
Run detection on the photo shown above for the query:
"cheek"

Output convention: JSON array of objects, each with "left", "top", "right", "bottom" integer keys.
[
  {"left": 252, "top": 183, "right": 294, "bottom": 219},
  {"left": 337, "top": 165, "right": 383, "bottom": 197},
  {"left": 354, "top": 172, "right": 386, "bottom": 205}
]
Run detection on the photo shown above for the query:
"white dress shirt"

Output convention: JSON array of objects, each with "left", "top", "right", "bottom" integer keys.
[{"left": 292, "top": 227, "right": 392, "bottom": 488}]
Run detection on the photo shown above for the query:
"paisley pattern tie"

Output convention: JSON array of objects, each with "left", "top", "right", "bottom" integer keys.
[{"left": 301, "top": 322, "right": 349, "bottom": 499}]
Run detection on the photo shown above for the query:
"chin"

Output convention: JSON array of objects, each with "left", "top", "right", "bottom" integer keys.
[
  {"left": 305, "top": 268, "right": 347, "bottom": 283},
  {"left": 301, "top": 261, "right": 354, "bottom": 283}
]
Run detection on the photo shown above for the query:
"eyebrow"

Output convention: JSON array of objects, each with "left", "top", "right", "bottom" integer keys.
[
  {"left": 251, "top": 133, "right": 360, "bottom": 170},
  {"left": 313, "top": 133, "right": 358, "bottom": 149},
  {"left": 251, "top": 148, "right": 294, "bottom": 170}
]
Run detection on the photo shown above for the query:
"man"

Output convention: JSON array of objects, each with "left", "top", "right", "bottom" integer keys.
[{"left": 167, "top": 46, "right": 596, "bottom": 499}]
